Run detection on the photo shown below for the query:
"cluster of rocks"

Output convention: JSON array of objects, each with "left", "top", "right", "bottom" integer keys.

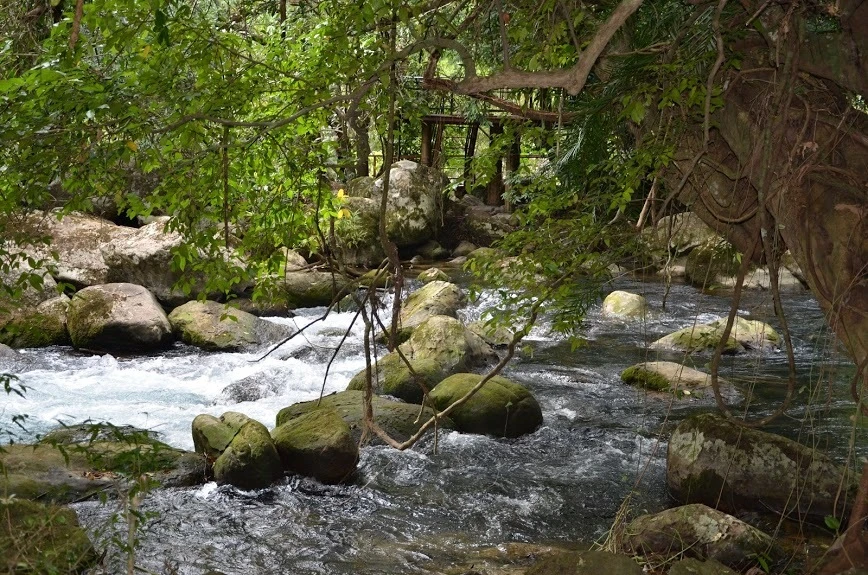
[
  {"left": 594, "top": 290, "right": 858, "bottom": 574},
  {"left": 188, "top": 278, "right": 544, "bottom": 491},
  {"left": 643, "top": 212, "right": 808, "bottom": 292}
]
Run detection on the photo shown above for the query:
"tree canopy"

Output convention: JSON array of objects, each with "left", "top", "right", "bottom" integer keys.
[{"left": 1, "top": 0, "right": 866, "bottom": 382}]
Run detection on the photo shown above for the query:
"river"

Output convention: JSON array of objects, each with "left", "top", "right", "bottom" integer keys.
[{"left": 2, "top": 277, "right": 864, "bottom": 574}]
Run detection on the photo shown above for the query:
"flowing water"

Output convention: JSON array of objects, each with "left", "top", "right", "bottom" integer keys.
[{"left": 2, "top": 277, "right": 864, "bottom": 574}]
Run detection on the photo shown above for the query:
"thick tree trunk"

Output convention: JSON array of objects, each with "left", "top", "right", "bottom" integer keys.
[{"left": 672, "top": 33, "right": 868, "bottom": 380}]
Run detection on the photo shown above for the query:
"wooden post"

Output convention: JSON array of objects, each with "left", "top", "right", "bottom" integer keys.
[
  {"left": 462, "top": 123, "right": 479, "bottom": 197},
  {"left": 486, "top": 121, "right": 504, "bottom": 206},
  {"left": 504, "top": 126, "right": 521, "bottom": 211}
]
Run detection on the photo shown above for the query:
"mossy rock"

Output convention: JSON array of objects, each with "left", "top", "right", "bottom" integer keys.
[
  {"left": 651, "top": 317, "right": 779, "bottom": 354},
  {"left": 620, "top": 361, "right": 723, "bottom": 397},
  {"left": 685, "top": 241, "right": 742, "bottom": 288},
  {"left": 0, "top": 295, "right": 70, "bottom": 348},
  {"left": 601, "top": 291, "right": 649, "bottom": 319},
  {"left": 428, "top": 373, "right": 543, "bottom": 438},
  {"left": 276, "top": 390, "right": 454, "bottom": 445},
  {"left": 191, "top": 413, "right": 247, "bottom": 459},
  {"left": 667, "top": 413, "right": 856, "bottom": 519},
  {"left": 650, "top": 324, "right": 741, "bottom": 354},
  {"left": 398, "top": 315, "right": 497, "bottom": 375},
  {"left": 416, "top": 267, "right": 450, "bottom": 283},
  {"left": 280, "top": 271, "right": 350, "bottom": 309},
  {"left": 0, "top": 499, "right": 98, "bottom": 574},
  {"left": 465, "top": 247, "right": 502, "bottom": 261},
  {"left": 212, "top": 418, "right": 283, "bottom": 490},
  {"left": 168, "top": 300, "right": 267, "bottom": 351},
  {"left": 526, "top": 550, "right": 642, "bottom": 575},
  {"left": 625, "top": 503, "right": 777, "bottom": 570},
  {"left": 272, "top": 408, "right": 358, "bottom": 484},
  {"left": 346, "top": 352, "right": 446, "bottom": 404},
  {"left": 1, "top": 440, "right": 205, "bottom": 503},
  {"left": 399, "top": 281, "right": 465, "bottom": 331},
  {"left": 467, "top": 320, "right": 515, "bottom": 347}
]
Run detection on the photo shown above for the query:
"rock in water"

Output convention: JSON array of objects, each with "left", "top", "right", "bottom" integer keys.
[
  {"left": 168, "top": 300, "right": 288, "bottom": 351},
  {"left": 346, "top": 352, "right": 446, "bottom": 404},
  {"left": 399, "top": 281, "right": 465, "bottom": 331},
  {"left": 428, "top": 373, "right": 543, "bottom": 438},
  {"left": 66, "top": 283, "right": 172, "bottom": 353},
  {"left": 272, "top": 408, "right": 358, "bottom": 484},
  {"left": 398, "top": 315, "right": 497, "bottom": 375},
  {"left": 207, "top": 414, "right": 283, "bottom": 490},
  {"left": 276, "top": 390, "right": 455, "bottom": 445},
  {"left": 602, "top": 291, "right": 649, "bottom": 319},
  {"left": 667, "top": 413, "right": 855, "bottom": 518}
]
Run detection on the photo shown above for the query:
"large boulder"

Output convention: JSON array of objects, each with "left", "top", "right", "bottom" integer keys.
[
  {"left": 667, "top": 413, "right": 856, "bottom": 519},
  {"left": 624, "top": 504, "right": 777, "bottom": 570},
  {"left": 0, "top": 257, "right": 58, "bottom": 307},
  {"left": 398, "top": 315, "right": 498, "bottom": 375},
  {"left": 280, "top": 270, "right": 350, "bottom": 309},
  {"left": 375, "top": 160, "right": 447, "bottom": 248},
  {"left": 66, "top": 283, "right": 172, "bottom": 353},
  {"left": 620, "top": 361, "right": 723, "bottom": 397},
  {"left": 0, "top": 499, "right": 98, "bottom": 574},
  {"left": 168, "top": 300, "right": 288, "bottom": 351},
  {"left": 346, "top": 352, "right": 446, "bottom": 404},
  {"left": 271, "top": 408, "right": 358, "bottom": 484},
  {"left": 276, "top": 390, "right": 455, "bottom": 445},
  {"left": 645, "top": 212, "right": 721, "bottom": 258},
  {"left": 1, "top": 433, "right": 205, "bottom": 503},
  {"left": 602, "top": 291, "right": 649, "bottom": 319},
  {"left": 201, "top": 413, "right": 283, "bottom": 490},
  {"left": 26, "top": 212, "right": 137, "bottom": 288},
  {"left": 685, "top": 241, "right": 742, "bottom": 288},
  {"left": 650, "top": 317, "right": 779, "bottom": 354},
  {"left": 0, "top": 295, "right": 70, "bottom": 348},
  {"left": 102, "top": 217, "right": 190, "bottom": 306},
  {"left": 399, "top": 281, "right": 465, "bottom": 331},
  {"left": 428, "top": 373, "right": 543, "bottom": 438}
]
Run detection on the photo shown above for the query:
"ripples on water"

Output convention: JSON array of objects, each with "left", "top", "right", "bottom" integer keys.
[{"left": 2, "top": 278, "right": 864, "bottom": 574}]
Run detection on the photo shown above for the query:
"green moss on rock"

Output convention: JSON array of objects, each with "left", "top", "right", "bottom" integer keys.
[
  {"left": 271, "top": 408, "right": 358, "bottom": 484},
  {"left": 276, "top": 390, "right": 454, "bottom": 445},
  {"left": 212, "top": 419, "right": 283, "bottom": 490},
  {"left": 428, "top": 373, "right": 543, "bottom": 438},
  {"left": 346, "top": 352, "right": 446, "bottom": 404}
]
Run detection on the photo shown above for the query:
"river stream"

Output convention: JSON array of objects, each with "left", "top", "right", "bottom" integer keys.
[{"left": 2, "top": 277, "right": 864, "bottom": 574}]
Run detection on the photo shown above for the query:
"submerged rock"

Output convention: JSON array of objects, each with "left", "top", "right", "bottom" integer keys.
[
  {"left": 667, "top": 413, "right": 855, "bottom": 519},
  {"left": 602, "top": 291, "right": 649, "bottom": 319},
  {"left": 0, "top": 499, "right": 98, "bottom": 574},
  {"left": 650, "top": 317, "right": 778, "bottom": 354},
  {"left": 276, "top": 390, "right": 455, "bottom": 445},
  {"left": 1, "top": 434, "right": 205, "bottom": 503},
  {"left": 272, "top": 408, "right": 358, "bottom": 484},
  {"left": 624, "top": 503, "right": 776, "bottom": 569},
  {"left": 416, "top": 267, "right": 450, "bottom": 283},
  {"left": 0, "top": 343, "right": 18, "bottom": 358},
  {"left": 620, "top": 361, "right": 724, "bottom": 397},
  {"left": 399, "top": 315, "right": 497, "bottom": 375},
  {"left": 168, "top": 300, "right": 288, "bottom": 351},
  {"left": 346, "top": 352, "right": 446, "bottom": 404},
  {"left": 526, "top": 550, "right": 642, "bottom": 575},
  {"left": 66, "top": 283, "right": 173, "bottom": 353},
  {"left": 428, "top": 373, "right": 543, "bottom": 438}
]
